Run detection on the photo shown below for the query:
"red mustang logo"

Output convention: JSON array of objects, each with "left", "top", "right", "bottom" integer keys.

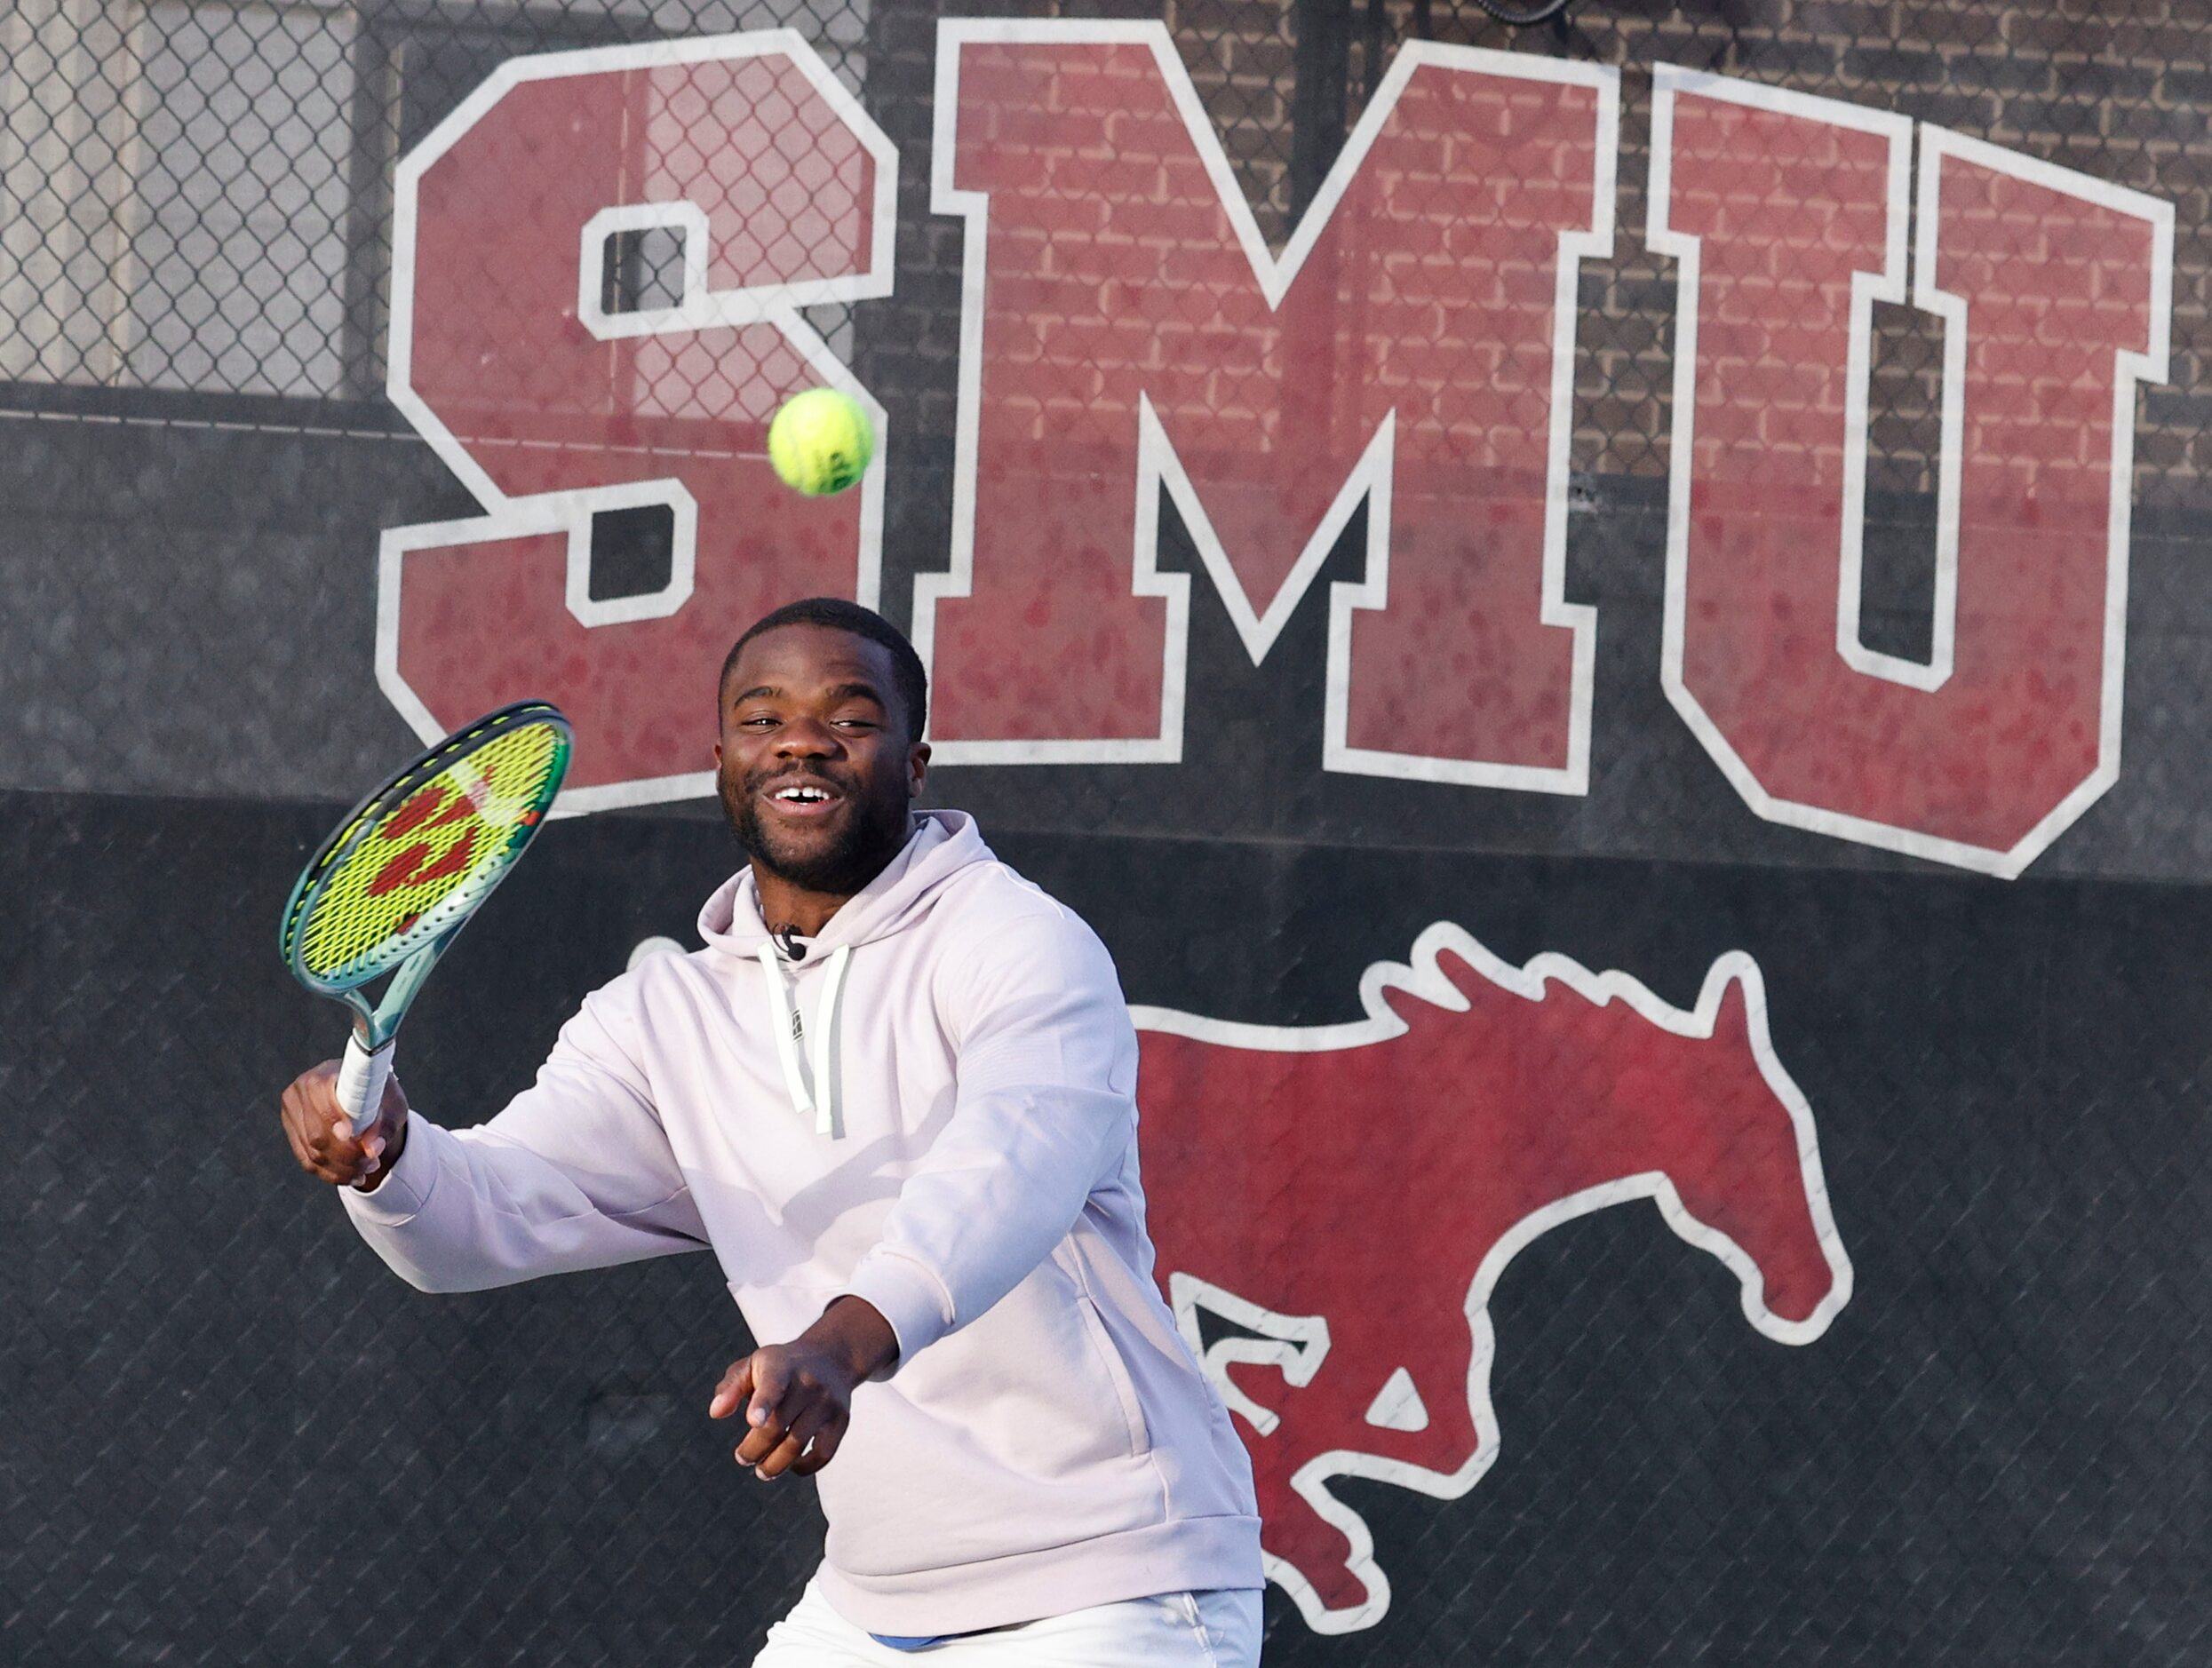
[{"left": 1134, "top": 925, "right": 1853, "bottom": 1632}]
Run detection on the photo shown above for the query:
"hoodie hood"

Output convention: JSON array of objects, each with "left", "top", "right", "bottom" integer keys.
[
  {"left": 697, "top": 809, "right": 996, "bottom": 957},
  {"left": 697, "top": 811, "right": 996, "bottom": 1139}
]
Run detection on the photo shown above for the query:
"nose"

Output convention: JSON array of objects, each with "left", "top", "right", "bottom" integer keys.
[{"left": 776, "top": 716, "right": 842, "bottom": 759}]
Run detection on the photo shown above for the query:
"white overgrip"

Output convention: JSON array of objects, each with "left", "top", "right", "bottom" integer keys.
[{"left": 336, "top": 1032, "right": 395, "bottom": 1171}]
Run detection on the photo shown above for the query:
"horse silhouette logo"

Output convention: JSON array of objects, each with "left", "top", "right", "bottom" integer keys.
[{"left": 1134, "top": 923, "right": 1853, "bottom": 1633}]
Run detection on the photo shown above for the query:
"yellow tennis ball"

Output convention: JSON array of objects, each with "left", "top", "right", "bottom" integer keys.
[{"left": 768, "top": 387, "right": 875, "bottom": 496}]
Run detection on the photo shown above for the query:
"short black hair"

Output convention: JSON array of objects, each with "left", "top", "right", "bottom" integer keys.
[{"left": 720, "top": 597, "right": 928, "bottom": 743}]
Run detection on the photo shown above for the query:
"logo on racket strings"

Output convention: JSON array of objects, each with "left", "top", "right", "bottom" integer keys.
[{"left": 367, "top": 757, "right": 521, "bottom": 899}]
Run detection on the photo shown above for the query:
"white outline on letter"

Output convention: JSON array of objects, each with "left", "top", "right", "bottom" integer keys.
[
  {"left": 1649, "top": 65, "right": 2173, "bottom": 878},
  {"left": 917, "top": 21, "right": 1614, "bottom": 791},
  {"left": 378, "top": 31, "right": 898, "bottom": 816}
]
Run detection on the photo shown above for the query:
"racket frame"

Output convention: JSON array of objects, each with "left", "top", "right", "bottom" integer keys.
[{"left": 280, "top": 700, "right": 571, "bottom": 1141}]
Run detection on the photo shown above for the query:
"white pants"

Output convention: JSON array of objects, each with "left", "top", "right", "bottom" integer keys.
[{"left": 752, "top": 1577, "right": 1262, "bottom": 1666}]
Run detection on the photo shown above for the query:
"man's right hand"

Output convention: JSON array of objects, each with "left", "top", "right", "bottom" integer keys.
[{"left": 281, "top": 1060, "right": 410, "bottom": 1191}]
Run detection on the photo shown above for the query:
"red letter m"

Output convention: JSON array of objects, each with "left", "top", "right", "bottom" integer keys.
[{"left": 916, "top": 23, "right": 1616, "bottom": 790}]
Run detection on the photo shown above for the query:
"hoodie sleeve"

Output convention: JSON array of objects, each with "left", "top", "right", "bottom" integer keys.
[
  {"left": 340, "top": 981, "right": 709, "bottom": 1291},
  {"left": 839, "top": 901, "right": 1138, "bottom": 1372}
]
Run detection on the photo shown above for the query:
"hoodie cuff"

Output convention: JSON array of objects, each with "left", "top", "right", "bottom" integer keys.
[
  {"left": 338, "top": 1117, "right": 435, "bottom": 1225},
  {"left": 839, "top": 1250, "right": 955, "bottom": 1378}
]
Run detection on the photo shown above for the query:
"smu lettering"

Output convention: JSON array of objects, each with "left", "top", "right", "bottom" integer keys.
[{"left": 381, "top": 28, "right": 2171, "bottom": 873}]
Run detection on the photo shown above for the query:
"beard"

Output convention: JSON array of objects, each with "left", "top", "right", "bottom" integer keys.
[{"left": 720, "top": 762, "right": 911, "bottom": 897}]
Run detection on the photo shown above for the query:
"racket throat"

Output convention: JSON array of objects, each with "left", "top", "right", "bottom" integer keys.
[{"left": 341, "top": 988, "right": 378, "bottom": 1045}]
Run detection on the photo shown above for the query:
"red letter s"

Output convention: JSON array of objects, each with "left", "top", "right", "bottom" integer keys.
[{"left": 378, "top": 34, "right": 895, "bottom": 810}]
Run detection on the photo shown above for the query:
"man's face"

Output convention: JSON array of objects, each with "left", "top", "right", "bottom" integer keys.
[{"left": 714, "top": 624, "right": 927, "bottom": 898}]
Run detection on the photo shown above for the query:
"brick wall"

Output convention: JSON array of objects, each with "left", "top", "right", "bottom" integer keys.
[
  {"left": 915, "top": 28, "right": 1606, "bottom": 757},
  {"left": 1170, "top": 0, "right": 1299, "bottom": 245},
  {"left": 1457, "top": 0, "right": 2204, "bottom": 505},
  {"left": 862, "top": 0, "right": 2209, "bottom": 514}
]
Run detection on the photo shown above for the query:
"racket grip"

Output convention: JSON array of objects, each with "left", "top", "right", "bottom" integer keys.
[{"left": 336, "top": 1032, "right": 395, "bottom": 1130}]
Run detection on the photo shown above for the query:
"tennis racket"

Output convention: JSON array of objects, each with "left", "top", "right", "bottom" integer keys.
[{"left": 280, "top": 702, "right": 572, "bottom": 1159}]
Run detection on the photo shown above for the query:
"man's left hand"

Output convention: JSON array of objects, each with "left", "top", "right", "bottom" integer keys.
[{"left": 709, "top": 1297, "right": 899, "bottom": 1479}]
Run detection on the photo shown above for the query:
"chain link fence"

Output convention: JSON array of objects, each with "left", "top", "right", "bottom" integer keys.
[
  {"left": 7, "top": 1, "right": 2211, "bottom": 1664},
  {"left": 6, "top": 0, "right": 2208, "bottom": 851},
  {"left": 10, "top": 794, "right": 2210, "bottom": 1664},
  {"left": 2, "top": 0, "right": 871, "bottom": 404},
  {"left": 4, "top": 0, "right": 2204, "bottom": 495}
]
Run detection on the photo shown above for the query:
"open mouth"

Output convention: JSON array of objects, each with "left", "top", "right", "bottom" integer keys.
[{"left": 761, "top": 780, "right": 846, "bottom": 817}]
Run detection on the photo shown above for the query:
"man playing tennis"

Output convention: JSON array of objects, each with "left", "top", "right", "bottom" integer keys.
[{"left": 278, "top": 598, "right": 1264, "bottom": 1665}]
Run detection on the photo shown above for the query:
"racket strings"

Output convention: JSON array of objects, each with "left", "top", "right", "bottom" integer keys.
[{"left": 295, "top": 720, "right": 566, "bottom": 983}]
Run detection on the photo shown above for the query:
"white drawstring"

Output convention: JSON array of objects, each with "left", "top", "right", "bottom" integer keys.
[
  {"left": 755, "top": 940, "right": 852, "bottom": 1138},
  {"left": 810, "top": 944, "right": 851, "bottom": 1137}
]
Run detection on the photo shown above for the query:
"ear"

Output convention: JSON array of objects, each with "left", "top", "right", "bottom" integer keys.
[{"left": 908, "top": 742, "right": 930, "bottom": 799}]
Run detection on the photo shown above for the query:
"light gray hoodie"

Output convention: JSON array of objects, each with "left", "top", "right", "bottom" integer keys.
[{"left": 340, "top": 810, "right": 1261, "bottom": 1635}]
